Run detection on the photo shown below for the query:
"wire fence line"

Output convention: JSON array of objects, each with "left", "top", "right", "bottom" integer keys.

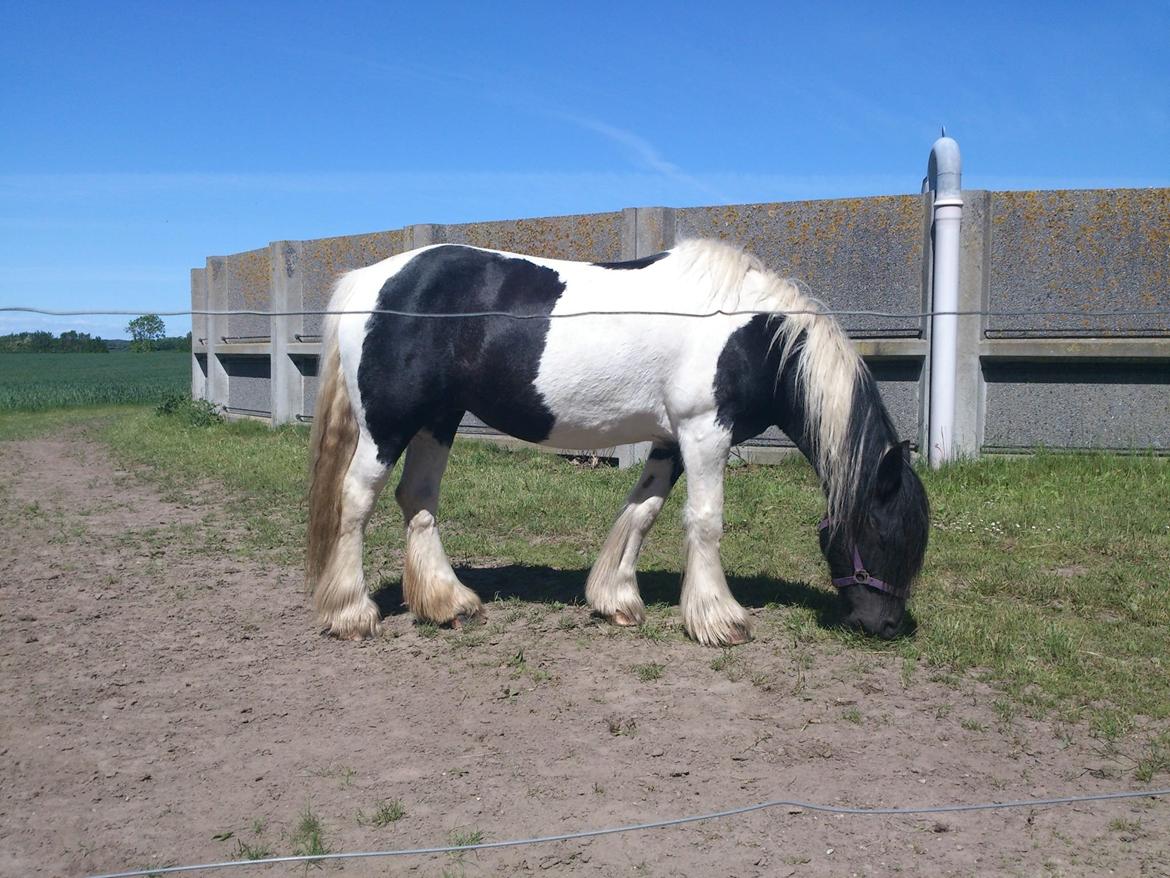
[
  {"left": 4, "top": 305, "right": 1170, "bottom": 321},
  {"left": 87, "top": 787, "right": 1170, "bottom": 878}
]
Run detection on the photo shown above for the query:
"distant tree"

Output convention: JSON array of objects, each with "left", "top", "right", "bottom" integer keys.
[
  {"left": 151, "top": 332, "right": 193, "bottom": 352},
  {"left": 56, "top": 330, "right": 108, "bottom": 353},
  {"left": 0, "top": 331, "right": 106, "bottom": 353},
  {"left": 127, "top": 314, "right": 166, "bottom": 352}
]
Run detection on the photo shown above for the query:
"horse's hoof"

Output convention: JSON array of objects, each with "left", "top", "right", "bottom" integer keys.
[
  {"left": 320, "top": 626, "right": 377, "bottom": 641},
  {"left": 449, "top": 609, "right": 483, "bottom": 630},
  {"left": 611, "top": 610, "right": 640, "bottom": 627},
  {"left": 319, "top": 598, "right": 383, "bottom": 641},
  {"left": 724, "top": 621, "right": 753, "bottom": 646},
  {"left": 686, "top": 616, "right": 753, "bottom": 647}
]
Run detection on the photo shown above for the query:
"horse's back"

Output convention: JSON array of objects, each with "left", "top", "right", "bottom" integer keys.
[{"left": 339, "top": 245, "right": 754, "bottom": 454}]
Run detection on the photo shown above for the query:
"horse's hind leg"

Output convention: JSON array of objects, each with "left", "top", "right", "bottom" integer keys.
[
  {"left": 677, "top": 419, "right": 752, "bottom": 646},
  {"left": 314, "top": 434, "right": 391, "bottom": 640},
  {"left": 395, "top": 427, "right": 483, "bottom": 627},
  {"left": 586, "top": 444, "right": 682, "bottom": 626}
]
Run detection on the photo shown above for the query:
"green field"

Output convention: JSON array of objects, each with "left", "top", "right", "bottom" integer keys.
[{"left": 0, "top": 351, "right": 190, "bottom": 410}]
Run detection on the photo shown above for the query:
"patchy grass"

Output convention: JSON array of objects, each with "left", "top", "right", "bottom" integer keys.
[
  {"left": 233, "top": 831, "right": 273, "bottom": 861},
  {"left": 311, "top": 763, "right": 357, "bottom": 788},
  {"left": 359, "top": 799, "right": 406, "bottom": 828},
  {"left": 444, "top": 828, "right": 486, "bottom": 878},
  {"left": 449, "top": 828, "right": 485, "bottom": 848},
  {"left": 290, "top": 804, "right": 329, "bottom": 859},
  {"left": 0, "top": 404, "right": 145, "bottom": 441},
  {"left": 12, "top": 407, "right": 1166, "bottom": 752},
  {"left": 605, "top": 715, "right": 637, "bottom": 737},
  {"left": 633, "top": 662, "right": 665, "bottom": 682}
]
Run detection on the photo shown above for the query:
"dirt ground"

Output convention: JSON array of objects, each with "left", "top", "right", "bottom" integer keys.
[{"left": 1, "top": 436, "right": 1168, "bottom": 878}]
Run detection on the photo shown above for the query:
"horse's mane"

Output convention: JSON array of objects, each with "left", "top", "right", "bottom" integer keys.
[{"left": 672, "top": 239, "right": 894, "bottom": 536}]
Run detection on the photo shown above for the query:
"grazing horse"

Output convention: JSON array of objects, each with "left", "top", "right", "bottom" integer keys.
[{"left": 307, "top": 240, "right": 929, "bottom": 646}]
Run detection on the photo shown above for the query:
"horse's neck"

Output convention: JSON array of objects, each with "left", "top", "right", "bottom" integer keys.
[
  {"left": 772, "top": 361, "right": 824, "bottom": 478},
  {"left": 773, "top": 358, "right": 892, "bottom": 495}
]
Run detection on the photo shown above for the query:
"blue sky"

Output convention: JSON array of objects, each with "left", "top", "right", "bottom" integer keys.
[{"left": 2, "top": 1, "right": 1167, "bottom": 338}]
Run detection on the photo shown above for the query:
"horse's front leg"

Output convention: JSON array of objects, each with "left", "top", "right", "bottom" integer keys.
[
  {"left": 678, "top": 419, "right": 753, "bottom": 646},
  {"left": 586, "top": 443, "right": 683, "bottom": 626}
]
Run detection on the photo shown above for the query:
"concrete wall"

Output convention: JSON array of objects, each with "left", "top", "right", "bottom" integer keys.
[
  {"left": 191, "top": 188, "right": 1170, "bottom": 459},
  {"left": 953, "top": 189, "right": 1170, "bottom": 453}
]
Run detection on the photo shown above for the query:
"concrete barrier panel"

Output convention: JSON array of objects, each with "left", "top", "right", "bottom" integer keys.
[
  {"left": 983, "top": 361, "right": 1170, "bottom": 450},
  {"left": 301, "top": 230, "right": 408, "bottom": 339},
  {"left": 220, "top": 248, "right": 272, "bottom": 342},
  {"left": 193, "top": 189, "right": 1170, "bottom": 455},
  {"left": 987, "top": 189, "right": 1170, "bottom": 337},
  {"left": 190, "top": 267, "right": 208, "bottom": 400},
  {"left": 674, "top": 197, "right": 927, "bottom": 337},
  {"left": 296, "top": 355, "right": 318, "bottom": 418},
  {"left": 222, "top": 355, "right": 272, "bottom": 416},
  {"left": 435, "top": 212, "right": 625, "bottom": 261}
]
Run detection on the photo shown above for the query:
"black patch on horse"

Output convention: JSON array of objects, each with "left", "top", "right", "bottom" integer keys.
[
  {"left": 648, "top": 443, "right": 684, "bottom": 484},
  {"left": 358, "top": 246, "right": 563, "bottom": 465},
  {"left": 592, "top": 252, "right": 669, "bottom": 270},
  {"left": 711, "top": 315, "right": 795, "bottom": 446}
]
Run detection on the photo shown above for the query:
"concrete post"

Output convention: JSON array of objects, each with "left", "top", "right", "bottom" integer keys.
[
  {"left": 615, "top": 208, "right": 677, "bottom": 469},
  {"left": 953, "top": 190, "right": 988, "bottom": 457},
  {"left": 190, "top": 268, "right": 208, "bottom": 400},
  {"left": 270, "top": 240, "right": 303, "bottom": 425},
  {"left": 926, "top": 134, "right": 963, "bottom": 467},
  {"left": 205, "top": 257, "right": 230, "bottom": 409},
  {"left": 405, "top": 224, "right": 438, "bottom": 250},
  {"left": 633, "top": 207, "right": 676, "bottom": 257}
]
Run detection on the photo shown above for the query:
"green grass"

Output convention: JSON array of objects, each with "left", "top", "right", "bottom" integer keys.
[
  {"left": 9, "top": 407, "right": 1169, "bottom": 755},
  {"left": 0, "top": 404, "right": 146, "bottom": 441},
  {"left": 359, "top": 799, "right": 406, "bottom": 827},
  {"left": 449, "top": 828, "right": 485, "bottom": 847},
  {"left": 290, "top": 805, "right": 329, "bottom": 859},
  {"left": 633, "top": 662, "right": 665, "bottom": 682},
  {"left": 0, "top": 351, "right": 189, "bottom": 410},
  {"left": 914, "top": 452, "right": 1170, "bottom": 732}
]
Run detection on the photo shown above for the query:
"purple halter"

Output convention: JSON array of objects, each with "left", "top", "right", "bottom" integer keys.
[{"left": 818, "top": 517, "right": 897, "bottom": 596}]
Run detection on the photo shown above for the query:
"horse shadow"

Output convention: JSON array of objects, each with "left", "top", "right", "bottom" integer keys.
[{"left": 371, "top": 564, "right": 917, "bottom": 635}]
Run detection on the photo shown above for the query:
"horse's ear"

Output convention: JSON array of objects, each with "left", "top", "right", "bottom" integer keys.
[{"left": 875, "top": 443, "right": 905, "bottom": 502}]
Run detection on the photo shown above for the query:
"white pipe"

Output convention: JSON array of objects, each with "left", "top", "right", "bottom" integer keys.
[{"left": 927, "top": 130, "right": 962, "bottom": 468}]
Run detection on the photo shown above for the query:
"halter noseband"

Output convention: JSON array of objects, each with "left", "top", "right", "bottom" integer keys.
[{"left": 818, "top": 517, "right": 897, "bottom": 596}]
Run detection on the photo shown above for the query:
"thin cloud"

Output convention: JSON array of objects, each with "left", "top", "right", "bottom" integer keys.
[
  {"left": 268, "top": 48, "right": 730, "bottom": 204},
  {"left": 551, "top": 113, "right": 733, "bottom": 204}
]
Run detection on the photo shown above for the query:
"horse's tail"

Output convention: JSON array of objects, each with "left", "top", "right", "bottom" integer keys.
[{"left": 306, "top": 274, "right": 361, "bottom": 604}]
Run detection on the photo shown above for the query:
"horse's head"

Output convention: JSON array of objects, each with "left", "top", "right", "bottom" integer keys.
[{"left": 818, "top": 442, "right": 929, "bottom": 639}]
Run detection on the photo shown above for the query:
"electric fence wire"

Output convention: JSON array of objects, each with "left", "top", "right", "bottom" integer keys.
[
  {"left": 4, "top": 305, "right": 1170, "bottom": 321},
  {"left": 87, "top": 787, "right": 1170, "bottom": 878}
]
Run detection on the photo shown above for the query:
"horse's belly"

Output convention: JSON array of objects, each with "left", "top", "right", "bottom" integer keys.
[
  {"left": 543, "top": 410, "right": 668, "bottom": 449},
  {"left": 533, "top": 318, "right": 679, "bottom": 448}
]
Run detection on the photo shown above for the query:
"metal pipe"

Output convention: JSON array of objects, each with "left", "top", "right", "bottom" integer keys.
[{"left": 927, "top": 129, "right": 963, "bottom": 467}]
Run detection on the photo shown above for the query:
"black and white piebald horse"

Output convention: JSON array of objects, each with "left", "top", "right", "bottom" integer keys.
[{"left": 307, "top": 240, "right": 929, "bottom": 646}]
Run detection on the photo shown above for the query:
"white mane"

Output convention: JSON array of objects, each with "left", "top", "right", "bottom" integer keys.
[{"left": 672, "top": 239, "right": 866, "bottom": 523}]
